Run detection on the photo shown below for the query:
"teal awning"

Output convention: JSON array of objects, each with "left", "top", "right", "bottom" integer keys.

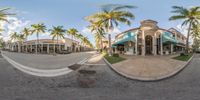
[
  {"left": 162, "top": 32, "right": 177, "bottom": 44},
  {"left": 112, "top": 32, "right": 136, "bottom": 46}
]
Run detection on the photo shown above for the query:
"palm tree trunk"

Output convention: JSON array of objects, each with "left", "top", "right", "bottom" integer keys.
[
  {"left": 54, "top": 39, "right": 56, "bottom": 55},
  {"left": 186, "top": 21, "right": 193, "bottom": 54},
  {"left": 57, "top": 37, "right": 59, "bottom": 53},
  {"left": 108, "top": 19, "right": 113, "bottom": 56},
  {"left": 72, "top": 35, "right": 74, "bottom": 52},
  {"left": 108, "top": 34, "right": 112, "bottom": 56},
  {"left": 36, "top": 33, "right": 38, "bottom": 54},
  {"left": 100, "top": 38, "right": 103, "bottom": 52}
]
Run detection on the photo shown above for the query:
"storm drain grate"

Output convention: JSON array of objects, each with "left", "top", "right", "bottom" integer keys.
[{"left": 68, "top": 64, "right": 81, "bottom": 70}]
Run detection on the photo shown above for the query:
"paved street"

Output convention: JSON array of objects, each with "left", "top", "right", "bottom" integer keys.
[
  {"left": 0, "top": 53, "right": 200, "bottom": 100},
  {"left": 1, "top": 51, "right": 94, "bottom": 69}
]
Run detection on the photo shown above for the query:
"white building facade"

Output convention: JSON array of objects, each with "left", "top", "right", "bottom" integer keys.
[{"left": 112, "top": 20, "right": 186, "bottom": 56}]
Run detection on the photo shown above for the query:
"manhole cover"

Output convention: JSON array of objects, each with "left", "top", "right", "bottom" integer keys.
[{"left": 68, "top": 64, "right": 81, "bottom": 70}]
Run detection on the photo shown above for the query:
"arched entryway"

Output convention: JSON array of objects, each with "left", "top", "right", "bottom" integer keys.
[{"left": 145, "top": 35, "right": 153, "bottom": 55}]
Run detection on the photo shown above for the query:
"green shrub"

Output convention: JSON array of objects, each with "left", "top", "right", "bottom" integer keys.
[
  {"left": 180, "top": 53, "right": 185, "bottom": 56},
  {"left": 112, "top": 53, "right": 119, "bottom": 57}
]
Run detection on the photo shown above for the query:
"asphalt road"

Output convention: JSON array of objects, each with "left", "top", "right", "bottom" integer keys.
[
  {"left": 0, "top": 53, "right": 200, "bottom": 100},
  {"left": 1, "top": 51, "right": 94, "bottom": 69}
]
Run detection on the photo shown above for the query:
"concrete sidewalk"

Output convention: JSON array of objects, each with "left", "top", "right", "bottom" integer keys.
[{"left": 109, "top": 54, "right": 189, "bottom": 81}]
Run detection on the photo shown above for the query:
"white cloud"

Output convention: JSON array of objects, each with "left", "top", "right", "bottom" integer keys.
[
  {"left": 82, "top": 27, "right": 93, "bottom": 34},
  {"left": 0, "top": 16, "right": 30, "bottom": 41}
]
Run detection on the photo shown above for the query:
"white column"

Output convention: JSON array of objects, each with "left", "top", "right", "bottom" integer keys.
[
  {"left": 154, "top": 34, "right": 157, "bottom": 55},
  {"left": 160, "top": 34, "right": 163, "bottom": 55},
  {"left": 135, "top": 34, "right": 138, "bottom": 55},
  {"left": 142, "top": 30, "right": 145, "bottom": 56},
  {"left": 171, "top": 43, "right": 173, "bottom": 54},
  {"left": 47, "top": 44, "right": 49, "bottom": 54},
  {"left": 59, "top": 44, "right": 61, "bottom": 52},
  {"left": 41, "top": 43, "right": 43, "bottom": 53},
  {"left": 30, "top": 44, "right": 32, "bottom": 53},
  {"left": 18, "top": 42, "right": 21, "bottom": 53},
  {"left": 26, "top": 44, "right": 28, "bottom": 53}
]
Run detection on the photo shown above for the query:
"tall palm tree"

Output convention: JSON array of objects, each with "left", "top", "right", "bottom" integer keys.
[
  {"left": 67, "top": 28, "right": 78, "bottom": 52},
  {"left": 82, "top": 37, "right": 88, "bottom": 45},
  {"left": 10, "top": 32, "right": 25, "bottom": 52},
  {"left": 67, "top": 28, "right": 78, "bottom": 41},
  {"left": 0, "top": 38, "right": 4, "bottom": 48},
  {"left": 0, "top": 8, "right": 14, "bottom": 22},
  {"left": 86, "top": 4, "right": 135, "bottom": 55},
  {"left": 169, "top": 6, "right": 200, "bottom": 53},
  {"left": 87, "top": 21, "right": 105, "bottom": 51},
  {"left": 191, "top": 23, "right": 200, "bottom": 39},
  {"left": 0, "top": 8, "right": 14, "bottom": 41},
  {"left": 191, "top": 23, "right": 200, "bottom": 51},
  {"left": 0, "top": 28, "right": 3, "bottom": 37},
  {"left": 0, "top": 28, "right": 4, "bottom": 33},
  {"left": 31, "top": 23, "right": 46, "bottom": 54},
  {"left": 10, "top": 32, "right": 19, "bottom": 42},
  {"left": 22, "top": 27, "right": 32, "bottom": 41},
  {"left": 76, "top": 33, "right": 84, "bottom": 40},
  {"left": 50, "top": 26, "right": 65, "bottom": 54}
]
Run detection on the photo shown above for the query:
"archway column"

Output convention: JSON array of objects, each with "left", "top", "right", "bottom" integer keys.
[
  {"left": 171, "top": 43, "right": 174, "bottom": 54},
  {"left": 135, "top": 34, "right": 138, "bottom": 55},
  {"left": 47, "top": 44, "right": 49, "bottom": 54},
  {"left": 142, "top": 30, "right": 145, "bottom": 56},
  {"left": 153, "top": 33, "right": 157, "bottom": 55},
  {"left": 160, "top": 33, "right": 163, "bottom": 55},
  {"left": 30, "top": 44, "right": 32, "bottom": 53}
]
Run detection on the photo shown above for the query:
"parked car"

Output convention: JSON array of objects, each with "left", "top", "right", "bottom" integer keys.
[{"left": 58, "top": 50, "right": 71, "bottom": 54}]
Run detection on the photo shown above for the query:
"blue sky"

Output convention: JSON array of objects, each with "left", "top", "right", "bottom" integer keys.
[{"left": 0, "top": 0, "right": 200, "bottom": 45}]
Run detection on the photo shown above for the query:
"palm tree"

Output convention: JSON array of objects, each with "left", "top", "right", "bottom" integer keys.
[
  {"left": 0, "top": 28, "right": 3, "bottom": 37},
  {"left": 191, "top": 23, "right": 200, "bottom": 39},
  {"left": 191, "top": 23, "right": 200, "bottom": 51},
  {"left": 87, "top": 21, "right": 105, "bottom": 51},
  {"left": 86, "top": 4, "right": 135, "bottom": 55},
  {"left": 67, "top": 28, "right": 78, "bottom": 52},
  {"left": 0, "top": 38, "right": 4, "bottom": 48},
  {"left": 22, "top": 27, "right": 32, "bottom": 41},
  {"left": 31, "top": 23, "right": 46, "bottom": 54},
  {"left": 169, "top": 6, "right": 200, "bottom": 53},
  {"left": 67, "top": 28, "right": 78, "bottom": 41},
  {"left": 0, "top": 8, "right": 14, "bottom": 22},
  {"left": 76, "top": 34, "right": 84, "bottom": 40},
  {"left": 10, "top": 32, "right": 25, "bottom": 52},
  {"left": 50, "top": 26, "right": 65, "bottom": 54},
  {"left": 10, "top": 32, "right": 19, "bottom": 42},
  {"left": 0, "top": 28, "right": 4, "bottom": 32},
  {"left": 81, "top": 37, "right": 89, "bottom": 46}
]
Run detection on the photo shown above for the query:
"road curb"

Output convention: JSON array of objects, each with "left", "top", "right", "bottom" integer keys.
[{"left": 103, "top": 54, "right": 194, "bottom": 82}]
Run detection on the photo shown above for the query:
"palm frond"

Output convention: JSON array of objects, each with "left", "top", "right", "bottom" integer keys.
[{"left": 169, "top": 15, "right": 186, "bottom": 21}]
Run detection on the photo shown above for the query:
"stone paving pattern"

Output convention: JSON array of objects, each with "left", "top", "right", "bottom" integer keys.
[{"left": 113, "top": 55, "right": 186, "bottom": 79}]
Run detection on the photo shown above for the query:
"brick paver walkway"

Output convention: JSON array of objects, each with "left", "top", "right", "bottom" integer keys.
[{"left": 112, "top": 55, "right": 187, "bottom": 80}]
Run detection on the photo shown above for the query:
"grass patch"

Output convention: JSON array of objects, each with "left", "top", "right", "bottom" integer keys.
[
  {"left": 173, "top": 54, "right": 192, "bottom": 61},
  {"left": 102, "top": 52, "right": 126, "bottom": 64}
]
